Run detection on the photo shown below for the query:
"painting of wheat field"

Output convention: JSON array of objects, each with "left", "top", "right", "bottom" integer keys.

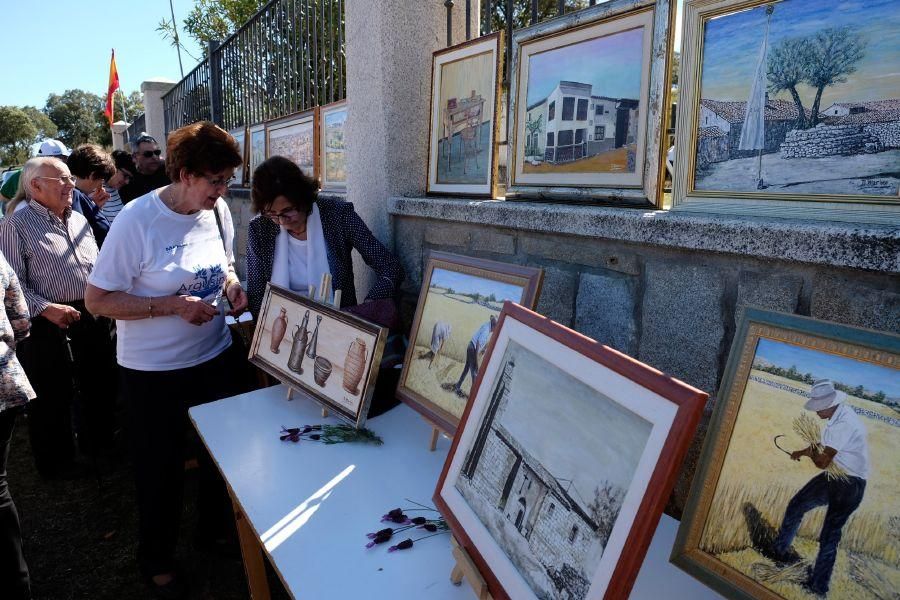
[{"left": 677, "top": 319, "right": 900, "bottom": 600}]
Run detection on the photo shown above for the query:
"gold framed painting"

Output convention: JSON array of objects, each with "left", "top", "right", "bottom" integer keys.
[
  {"left": 248, "top": 122, "right": 266, "bottom": 185},
  {"left": 249, "top": 284, "right": 388, "bottom": 428},
  {"left": 426, "top": 31, "right": 504, "bottom": 197},
  {"left": 673, "top": 308, "right": 900, "bottom": 599},
  {"left": 265, "top": 109, "right": 318, "bottom": 180},
  {"left": 506, "top": 0, "right": 674, "bottom": 206},
  {"left": 318, "top": 99, "right": 348, "bottom": 192},
  {"left": 672, "top": 0, "right": 900, "bottom": 223},
  {"left": 396, "top": 251, "right": 543, "bottom": 435}
]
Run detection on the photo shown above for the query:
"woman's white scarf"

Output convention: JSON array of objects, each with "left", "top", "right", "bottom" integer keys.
[{"left": 270, "top": 203, "right": 331, "bottom": 296}]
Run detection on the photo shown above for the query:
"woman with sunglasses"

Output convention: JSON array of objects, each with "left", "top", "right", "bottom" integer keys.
[
  {"left": 246, "top": 155, "right": 404, "bottom": 320},
  {"left": 85, "top": 122, "right": 247, "bottom": 600}
]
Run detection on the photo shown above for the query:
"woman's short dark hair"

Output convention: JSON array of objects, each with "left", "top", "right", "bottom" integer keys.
[
  {"left": 111, "top": 149, "right": 136, "bottom": 174},
  {"left": 251, "top": 155, "right": 318, "bottom": 214},
  {"left": 67, "top": 144, "right": 116, "bottom": 180},
  {"left": 165, "top": 121, "right": 242, "bottom": 182}
]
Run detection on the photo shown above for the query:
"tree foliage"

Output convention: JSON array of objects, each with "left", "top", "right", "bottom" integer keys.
[
  {"left": 0, "top": 106, "right": 37, "bottom": 166},
  {"left": 45, "top": 89, "right": 105, "bottom": 147},
  {"left": 767, "top": 37, "right": 811, "bottom": 129},
  {"left": 94, "top": 91, "right": 145, "bottom": 146},
  {"left": 159, "top": 0, "right": 267, "bottom": 57}
]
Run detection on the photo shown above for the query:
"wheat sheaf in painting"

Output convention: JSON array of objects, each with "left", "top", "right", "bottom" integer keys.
[
  {"left": 674, "top": 310, "right": 900, "bottom": 600},
  {"left": 692, "top": 0, "right": 900, "bottom": 199}
]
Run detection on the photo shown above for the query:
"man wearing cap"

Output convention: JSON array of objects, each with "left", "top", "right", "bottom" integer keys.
[
  {"left": 119, "top": 135, "right": 171, "bottom": 203},
  {"left": 0, "top": 157, "right": 117, "bottom": 477},
  {"left": 771, "top": 379, "right": 869, "bottom": 596}
]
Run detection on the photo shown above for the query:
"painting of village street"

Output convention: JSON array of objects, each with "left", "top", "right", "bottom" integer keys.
[
  {"left": 322, "top": 106, "right": 347, "bottom": 186},
  {"left": 694, "top": 0, "right": 900, "bottom": 198},
  {"left": 700, "top": 337, "right": 899, "bottom": 599},
  {"left": 520, "top": 25, "right": 645, "bottom": 177},
  {"left": 267, "top": 117, "right": 315, "bottom": 176},
  {"left": 453, "top": 341, "right": 652, "bottom": 599},
  {"left": 402, "top": 267, "right": 524, "bottom": 425}
]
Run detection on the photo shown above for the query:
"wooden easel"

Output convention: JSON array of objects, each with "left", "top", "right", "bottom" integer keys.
[
  {"left": 286, "top": 386, "right": 329, "bottom": 417},
  {"left": 450, "top": 536, "right": 493, "bottom": 600},
  {"left": 421, "top": 416, "right": 450, "bottom": 451}
]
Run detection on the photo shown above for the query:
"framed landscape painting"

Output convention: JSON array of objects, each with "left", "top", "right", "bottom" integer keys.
[
  {"left": 249, "top": 284, "right": 387, "bottom": 428},
  {"left": 266, "top": 109, "right": 317, "bottom": 179},
  {"left": 427, "top": 32, "right": 503, "bottom": 197},
  {"left": 319, "top": 99, "right": 348, "bottom": 192},
  {"left": 434, "top": 303, "right": 706, "bottom": 600},
  {"left": 228, "top": 126, "right": 248, "bottom": 187},
  {"left": 672, "top": 0, "right": 900, "bottom": 223},
  {"left": 248, "top": 123, "right": 266, "bottom": 184},
  {"left": 396, "top": 252, "right": 543, "bottom": 434},
  {"left": 507, "top": 0, "right": 673, "bottom": 205},
  {"left": 673, "top": 308, "right": 900, "bottom": 600}
]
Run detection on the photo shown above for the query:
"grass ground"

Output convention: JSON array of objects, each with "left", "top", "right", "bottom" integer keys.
[
  {"left": 9, "top": 416, "right": 289, "bottom": 599},
  {"left": 699, "top": 370, "right": 900, "bottom": 599},
  {"left": 522, "top": 145, "right": 635, "bottom": 174}
]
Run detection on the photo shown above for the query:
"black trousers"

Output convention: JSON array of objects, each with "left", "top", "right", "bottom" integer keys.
[
  {"left": 0, "top": 406, "right": 30, "bottom": 600},
  {"left": 122, "top": 341, "right": 246, "bottom": 578},
  {"left": 455, "top": 341, "right": 479, "bottom": 390},
  {"left": 16, "top": 302, "right": 117, "bottom": 475}
]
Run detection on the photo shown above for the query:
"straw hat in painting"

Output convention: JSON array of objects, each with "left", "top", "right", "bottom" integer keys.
[{"left": 804, "top": 379, "right": 845, "bottom": 411}]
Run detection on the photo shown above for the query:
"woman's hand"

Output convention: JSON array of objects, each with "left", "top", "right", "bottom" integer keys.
[
  {"left": 225, "top": 282, "right": 248, "bottom": 316},
  {"left": 173, "top": 295, "right": 219, "bottom": 325}
]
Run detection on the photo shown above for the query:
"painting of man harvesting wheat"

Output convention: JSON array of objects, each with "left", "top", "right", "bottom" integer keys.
[{"left": 674, "top": 313, "right": 899, "bottom": 600}]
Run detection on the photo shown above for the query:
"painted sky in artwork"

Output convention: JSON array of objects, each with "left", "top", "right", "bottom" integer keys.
[
  {"left": 325, "top": 108, "right": 346, "bottom": 128},
  {"left": 700, "top": 0, "right": 900, "bottom": 106},
  {"left": 430, "top": 268, "right": 523, "bottom": 302},
  {"left": 526, "top": 26, "right": 645, "bottom": 107},
  {"left": 499, "top": 342, "right": 652, "bottom": 509},
  {"left": 755, "top": 338, "right": 900, "bottom": 397}
]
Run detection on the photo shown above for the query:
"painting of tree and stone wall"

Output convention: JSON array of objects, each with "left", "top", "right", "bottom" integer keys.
[{"left": 694, "top": 0, "right": 900, "bottom": 198}]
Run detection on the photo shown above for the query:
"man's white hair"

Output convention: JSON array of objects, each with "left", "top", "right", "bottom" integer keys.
[{"left": 21, "top": 157, "right": 65, "bottom": 196}]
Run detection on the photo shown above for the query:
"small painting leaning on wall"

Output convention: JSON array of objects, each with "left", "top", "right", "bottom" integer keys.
[
  {"left": 673, "top": 308, "right": 900, "bottom": 600},
  {"left": 672, "top": 0, "right": 900, "bottom": 222},
  {"left": 435, "top": 303, "right": 706, "bottom": 600},
  {"left": 319, "top": 99, "right": 348, "bottom": 192},
  {"left": 266, "top": 109, "right": 317, "bottom": 180},
  {"left": 396, "top": 252, "right": 542, "bottom": 435}
]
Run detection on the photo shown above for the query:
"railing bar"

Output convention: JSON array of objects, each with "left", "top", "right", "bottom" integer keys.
[{"left": 532, "top": 0, "right": 538, "bottom": 25}]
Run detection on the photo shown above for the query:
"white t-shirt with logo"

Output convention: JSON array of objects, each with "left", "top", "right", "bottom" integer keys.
[{"left": 89, "top": 191, "right": 234, "bottom": 371}]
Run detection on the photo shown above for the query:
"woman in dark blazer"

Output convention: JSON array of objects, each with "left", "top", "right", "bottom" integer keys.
[{"left": 246, "top": 156, "right": 403, "bottom": 319}]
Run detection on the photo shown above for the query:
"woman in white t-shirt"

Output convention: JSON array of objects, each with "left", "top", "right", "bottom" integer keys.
[{"left": 85, "top": 121, "right": 247, "bottom": 599}]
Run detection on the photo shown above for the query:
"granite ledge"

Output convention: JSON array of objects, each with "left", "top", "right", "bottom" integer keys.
[{"left": 389, "top": 196, "right": 900, "bottom": 273}]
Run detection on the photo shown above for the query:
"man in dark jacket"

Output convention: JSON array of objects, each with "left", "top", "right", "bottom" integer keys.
[{"left": 119, "top": 134, "right": 170, "bottom": 202}]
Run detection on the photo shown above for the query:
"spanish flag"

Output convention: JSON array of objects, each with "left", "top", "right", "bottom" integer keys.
[{"left": 104, "top": 49, "right": 120, "bottom": 125}]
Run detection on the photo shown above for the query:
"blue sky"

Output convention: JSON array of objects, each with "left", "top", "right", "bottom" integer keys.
[
  {"left": 526, "top": 26, "right": 644, "bottom": 106},
  {"left": 701, "top": 0, "right": 900, "bottom": 105},
  {"left": 755, "top": 338, "right": 900, "bottom": 397},
  {"left": 0, "top": 1, "right": 204, "bottom": 108},
  {"left": 430, "top": 268, "right": 524, "bottom": 301}
]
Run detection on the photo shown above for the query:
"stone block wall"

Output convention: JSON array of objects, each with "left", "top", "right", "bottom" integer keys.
[
  {"left": 780, "top": 123, "right": 883, "bottom": 158},
  {"left": 696, "top": 134, "right": 729, "bottom": 169},
  {"left": 864, "top": 121, "right": 900, "bottom": 149},
  {"left": 390, "top": 197, "right": 900, "bottom": 514}
]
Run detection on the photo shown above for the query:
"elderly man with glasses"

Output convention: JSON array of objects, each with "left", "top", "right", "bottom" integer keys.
[
  {"left": 119, "top": 134, "right": 171, "bottom": 203},
  {"left": 0, "top": 157, "right": 118, "bottom": 478}
]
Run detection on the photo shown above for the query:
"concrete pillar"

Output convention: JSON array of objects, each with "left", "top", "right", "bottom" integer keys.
[
  {"left": 344, "top": 0, "right": 471, "bottom": 294},
  {"left": 140, "top": 79, "right": 176, "bottom": 144},
  {"left": 111, "top": 121, "right": 129, "bottom": 151}
]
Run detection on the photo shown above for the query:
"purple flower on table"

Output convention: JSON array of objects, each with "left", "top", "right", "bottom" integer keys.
[{"left": 388, "top": 539, "right": 414, "bottom": 552}]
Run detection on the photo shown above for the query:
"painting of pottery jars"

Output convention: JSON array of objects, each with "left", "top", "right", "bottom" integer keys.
[{"left": 248, "top": 283, "right": 388, "bottom": 428}]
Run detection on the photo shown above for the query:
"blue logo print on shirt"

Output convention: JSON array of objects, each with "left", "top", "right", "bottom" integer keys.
[{"left": 177, "top": 265, "right": 226, "bottom": 300}]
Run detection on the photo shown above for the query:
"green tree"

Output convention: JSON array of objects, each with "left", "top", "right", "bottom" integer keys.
[
  {"left": 21, "top": 106, "right": 58, "bottom": 141},
  {"left": 767, "top": 36, "right": 811, "bottom": 129},
  {"left": 45, "top": 89, "right": 104, "bottom": 147},
  {"left": 488, "top": 0, "right": 591, "bottom": 32},
  {"left": 803, "top": 27, "right": 865, "bottom": 126},
  {"left": 158, "top": 0, "right": 267, "bottom": 55},
  {"left": 0, "top": 106, "right": 37, "bottom": 165}
]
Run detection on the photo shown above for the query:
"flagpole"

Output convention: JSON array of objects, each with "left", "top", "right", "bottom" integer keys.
[{"left": 756, "top": 5, "right": 774, "bottom": 190}]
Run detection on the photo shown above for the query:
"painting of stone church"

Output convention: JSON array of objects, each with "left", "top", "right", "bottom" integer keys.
[{"left": 454, "top": 341, "right": 652, "bottom": 600}]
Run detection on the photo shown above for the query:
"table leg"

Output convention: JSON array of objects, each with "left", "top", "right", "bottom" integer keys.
[{"left": 231, "top": 494, "right": 272, "bottom": 599}]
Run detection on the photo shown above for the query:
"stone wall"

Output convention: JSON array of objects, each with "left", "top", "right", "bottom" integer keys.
[
  {"left": 390, "top": 196, "right": 900, "bottom": 515},
  {"left": 780, "top": 123, "right": 883, "bottom": 158},
  {"left": 864, "top": 121, "right": 900, "bottom": 149},
  {"left": 696, "top": 134, "right": 729, "bottom": 169}
]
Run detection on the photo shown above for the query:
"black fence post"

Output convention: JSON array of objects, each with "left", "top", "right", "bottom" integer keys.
[
  {"left": 208, "top": 40, "right": 224, "bottom": 126},
  {"left": 445, "top": 0, "right": 454, "bottom": 47}
]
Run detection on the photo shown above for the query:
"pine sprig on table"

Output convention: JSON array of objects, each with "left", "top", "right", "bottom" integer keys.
[{"left": 279, "top": 424, "right": 383, "bottom": 445}]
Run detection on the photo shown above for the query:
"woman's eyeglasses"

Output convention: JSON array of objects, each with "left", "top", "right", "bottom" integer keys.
[
  {"left": 265, "top": 208, "right": 300, "bottom": 222},
  {"left": 204, "top": 175, "right": 236, "bottom": 188},
  {"left": 35, "top": 175, "right": 76, "bottom": 186}
]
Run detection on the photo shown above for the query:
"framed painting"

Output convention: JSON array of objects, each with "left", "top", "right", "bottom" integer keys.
[
  {"left": 426, "top": 32, "right": 504, "bottom": 197},
  {"left": 396, "top": 252, "right": 543, "bottom": 434},
  {"left": 318, "top": 99, "right": 348, "bottom": 192},
  {"left": 434, "top": 302, "right": 707, "bottom": 600},
  {"left": 265, "top": 109, "right": 318, "bottom": 180},
  {"left": 228, "top": 125, "right": 248, "bottom": 187},
  {"left": 672, "top": 0, "right": 900, "bottom": 224},
  {"left": 248, "top": 123, "right": 266, "bottom": 185},
  {"left": 507, "top": 0, "right": 674, "bottom": 205},
  {"left": 673, "top": 308, "right": 900, "bottom": 599},
  {"left": 249, "top": 284, "right": 387, "bottom": 428}
]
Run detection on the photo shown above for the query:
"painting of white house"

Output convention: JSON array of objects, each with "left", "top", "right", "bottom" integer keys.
[
  {"left": 453, "top": 341, "right": 652, "bottom": 600},
  {"left": 512, "top": 11, "right": 652, "bottom": 189},
  {"left": 694, "top": 0, "right": 900, "bottom": 197}
]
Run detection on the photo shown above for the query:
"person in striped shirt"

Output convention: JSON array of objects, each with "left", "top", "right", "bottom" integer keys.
[
  {"left": 100, "top": 150, "right": 136, "bottom": 225},
  {"left": 0, "top": 157, "right": 118, "bottom": 477}
]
